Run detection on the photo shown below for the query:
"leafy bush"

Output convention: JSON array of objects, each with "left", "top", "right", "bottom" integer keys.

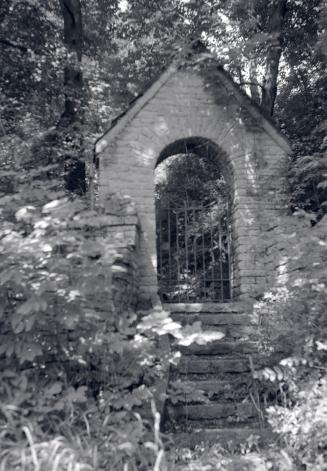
[
  {"left": 0, "top": 151, "right": 174, "bottom": 470},
  {"left": 252, "top": 213, "right": 327, "bottom": 470},
  {"left": 0, "top": 150, "right": 223, "bottom": 469},
  {"left": 267, "top": 374, "right": 327, "bottom": 470},
  {"left": 289, "top": 152, "right": 327, "bottom": 218}
]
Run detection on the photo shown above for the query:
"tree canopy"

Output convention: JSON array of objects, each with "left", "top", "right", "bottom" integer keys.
[
  {"left": 1, "top": 0, "right": 326, "bottom": 209},
  {"left": 0, "top": 1, "right": 326, "bottom": 470}
]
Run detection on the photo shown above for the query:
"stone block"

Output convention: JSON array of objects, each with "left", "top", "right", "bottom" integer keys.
[
  {"left": 167, "top": 403, "right": 258, "bottom": 421},
  {"left": 173, "top": 357, "right": 251, "bottom": 374},
  {"left": 96, "top": 67, "right": 289, "bottom": 302}
]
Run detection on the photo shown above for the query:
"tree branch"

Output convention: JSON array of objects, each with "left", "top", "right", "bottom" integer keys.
[
  {"left": 261, "top": 0, "right": 287, "bottom": 116},
  {"left": 0, "top": 37, "right": 28, "bottom": 52},
  {"left": 239, "top": 81, "right": 265, "bottom": 91}
]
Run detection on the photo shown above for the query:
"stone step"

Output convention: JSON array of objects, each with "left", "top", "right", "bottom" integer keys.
[
  {"left": 178, "top": 340, "right": 258, "bottom": 356},
  {"left": 172, "top": 357, "right": 251, "bottom": 374},
  {"left": 221, "top": 325, "right": 259, "bottom": 340},
  {"left": 167, "top": 402, "right": 259, "bottom": 422},
  {"left": 166, "top": 303, "right": 259, "bottom": 340},
  {"left": 169, "top": 379, "right": 250, "bottom": 398},
  {"left": 163, "top": 303, "right": 246, "bottom": 313},
  {"left": 165, "top": 417, "right": 261, "bottom": 431},
  {"left": 164, "top": 427, "right": 272, "bottom": 449},
  {"left": 174, "top": 326, "right": 259, "bottom": 343},
  {"left": 163, "top": 302, "right": 263, "bottom": 436},
  {"left": 171, "top": 318, "right": 259, "bottom": 340},
  {"left": 169, "top": 371, "right": 255, "bottom": 383},
  {"left": 171, "top": 312, "right": 257, "bottom": 326}
]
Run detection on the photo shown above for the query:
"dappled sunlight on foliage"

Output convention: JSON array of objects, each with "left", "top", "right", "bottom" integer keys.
[
  {"left": 168, "top": 441, "right": 298, "bottom": 471},
  {"left": 1, "top": 428, "right": 95, "bottom": 471},
  {"left": 0, "top": 152, "right": 223, "bottom": 470},
  {"left": 0, "top": 157, "right": 174, "bottom": 469},
  {"left": 0, "top": 0, "right": 326, "bottom": 469},
  {"left": 138, "top": 308, "right": 225, "bottom": 347},
  {"left": 256, "top": 213, "right": 327, "bottom": 353},
  {"left": 250, "top": 213, "right": 327, "bottom": 470}
]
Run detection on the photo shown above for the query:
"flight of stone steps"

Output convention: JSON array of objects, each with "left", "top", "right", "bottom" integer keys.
[{"left": 163, "top": 303, "right": 268, "bottom": 446}]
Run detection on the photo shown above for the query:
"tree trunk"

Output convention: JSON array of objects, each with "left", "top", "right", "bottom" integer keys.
[
  {"left": 261, "top": 0, "right": 287, "bottom": 117},
  {"left": 59, "top": 0, "right": 83, "bottom": 124},
  {"left": 59, "top": 0, "right": 86, "bottom": 194},
  {"left": 249, "top": 58, "right": 261, "bottom": 105}
]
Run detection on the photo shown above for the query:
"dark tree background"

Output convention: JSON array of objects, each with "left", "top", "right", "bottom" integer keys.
[
  {"left": 0, "top": 1, "right": 326, "bottom": 469},
  {"left": 0, "top": 0, "right": 326, "bottom": 210}
]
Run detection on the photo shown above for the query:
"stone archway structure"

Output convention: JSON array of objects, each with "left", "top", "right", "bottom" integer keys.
[
  {"left": 156, "top": 137, "right": 233, "bottom": 303},
  {"left": 95, "top": 53, "right": 290, "bottom": 307}
]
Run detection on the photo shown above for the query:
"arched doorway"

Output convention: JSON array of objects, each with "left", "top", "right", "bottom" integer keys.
[{"left": 154, "top": 137, "right": 233, "bottom": 303}]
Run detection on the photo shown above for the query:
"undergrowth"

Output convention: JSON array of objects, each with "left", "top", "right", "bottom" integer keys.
[{"left": 0, "top": 133, "right": 326, "bottom": 470}]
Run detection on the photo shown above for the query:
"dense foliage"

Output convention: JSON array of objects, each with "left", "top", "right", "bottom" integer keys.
[
  {"left": 155, "top": 154, "right": 230, "bottom": 302},
  {"left": 0, "top": 175, "right": 169, "bottom": 469},
  {"left": 0, "top": 0, "right": 326, "bottom": 469},
  {"left": 252, "top": 212, "right": 327, "bottom": 470}
]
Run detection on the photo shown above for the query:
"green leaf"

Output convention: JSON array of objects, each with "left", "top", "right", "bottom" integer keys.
[
  {"left": 45, "top": 382, "right": 63, "bottom": 397},
  {"left": 19, "top": 342, "right": 43, "bottom": 363},
  {"left": 16, "top": 297, "right": 47, "bottom": 316},
  {"left": 65, "top": 386, "right": 88, "bottom": 404},
  {"left": 15, "top": 206, "right": 37, "bottom": 222}
]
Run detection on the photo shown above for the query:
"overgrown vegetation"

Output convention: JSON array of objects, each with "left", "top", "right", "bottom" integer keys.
[
  {"left": 251, "top": 212, "right": 327, "bottom": 470},
  {"left": 0, "top": 174, "right": 169, "bottom": 469},
  {"left": 0, "top": 0, "right": 326, "bottom": 469},
  {"left": 155, "top": 152, "right": 230, "bottom": 302}
]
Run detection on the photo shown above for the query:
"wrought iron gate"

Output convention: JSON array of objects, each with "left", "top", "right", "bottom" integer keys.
[{"left": 156, "top": 201, "right": 232, "bottom": 303}]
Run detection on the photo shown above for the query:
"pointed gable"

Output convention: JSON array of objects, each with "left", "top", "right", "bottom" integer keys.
[
  {"left": 95, "top": 54, "right": 290, "bottom": 157},
  {"left": 95, "top": 50, "right": 290, "bottom": 303}
]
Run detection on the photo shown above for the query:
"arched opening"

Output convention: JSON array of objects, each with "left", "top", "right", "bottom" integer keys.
[{"left": 154, "top": 137, "right": 234, "bottom": 303}]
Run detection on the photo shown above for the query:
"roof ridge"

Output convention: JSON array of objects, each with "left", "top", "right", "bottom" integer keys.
[{"left": 94, "top": 53, "right": 290, "bottom": 157}]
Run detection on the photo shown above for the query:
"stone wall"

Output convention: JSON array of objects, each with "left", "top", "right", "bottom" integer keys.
[
  {"left": 69, "top": 193, "right": 140, "bottom": 318},
  {"left": 0, "top": 192, "right": 141, "bottom": 382},
  {"left": 96, "top": 65, "right": 290, "bottom": 304},
  {"left": 94, "top": 193, "right": 140, "bottom": 314}
]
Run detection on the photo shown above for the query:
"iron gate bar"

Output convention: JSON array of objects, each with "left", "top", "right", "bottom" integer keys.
[
  {"left": 193, "top": 208, "right": 197, "bottom": 281},
  {"left": 159, "top": 199, "right": 163, "bottom": 275},
  {"left": 228, "top": 218, "right": 232, "bottom": 300},
  {"left": 218, "top": 222, "right": 223, "bottom": 302},
  {"left": 210, "top": 210, "right": 215, "bottom": 300},
  {"left": 202, "top": 209, "right": 206, "bottom": 299},
  {"left": 168, "top": 204, "right": 172, "bottom": 289},
  {"left": 175, "top": 209, "right": 180, "bottom": 302},
  {"left": 184, "top": 202, "right": 189, "bottom": 294},
  {"left": 156, "top": 201, "right": 232, "bottom": 303}
]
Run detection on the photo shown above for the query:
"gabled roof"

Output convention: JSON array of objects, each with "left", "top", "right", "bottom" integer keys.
[{"left": 95, "top": 48, "right": 290, "bottom": 157}]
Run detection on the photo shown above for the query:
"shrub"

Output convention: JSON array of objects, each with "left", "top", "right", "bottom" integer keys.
[
  {"left": 252, "top": 213, "right": 327, "bottom": 470},
  {"left": 0, "top": 153, "right": 173, "bottom": 470}
]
